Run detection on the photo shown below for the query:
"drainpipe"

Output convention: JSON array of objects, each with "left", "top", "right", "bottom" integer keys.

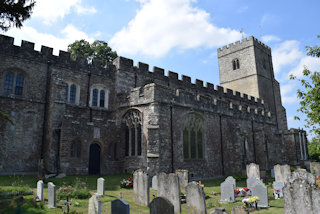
[
  {"left": 251, "top": 119, "right": 257, "bottom": 163},
  {"left": 170, "top": 104, "right": 174, "bottom": 173},
  {"left": 219, "top": 114, "right": 225, "bottom": 176}
]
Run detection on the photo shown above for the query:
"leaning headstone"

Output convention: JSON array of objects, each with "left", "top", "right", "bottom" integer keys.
[
  {"left": 231, "top": 206, "right": 248, "bottom": 214},
  {"left": 157, "top": 172, "right": 181, "bottom": 214},
  {"left": 111, "top": 199, "right": 129, "bottom": 214},
  {"left": 47, "top": 182, "right": 56, "bottom": 208},
  {"left": 152, "top": 175, "right": 158, "bottom": 190},
  {"left": 185, "top": 181, "right": 207, "bottom": 214},
  {"left": 246, "top": 177, "right": 260, "bottom": 190},
  {"left": 175, "top": 169, "right": 189, "bottom": 189},
  {"left": 274, "top": 164, "right": 291, "bottom": 183},
  {"left": 37, "top": 180, "right": 43, "bottom": 201},
  {"left": 225, "top": 176, "right": 236, "bottom": 190},
  {"left": 251, "top": 181, "right": 268, "bottom": 208},
  {"left": 150, "top": 197, "right": 174, "bottom": 214},
  {"left": 310, "top": 162, "right": 320, "bottom": 176},
  {"left": 220, "top": 179, "right": 235, "bottom": 202},
  {"left": 88, "top": 194, "right": 101, "bottom": 214},
  {"left": 133, "top": 169, "right": 149, "bottom": 206},
  {"left": 273, "top": 181, "right": 284, "bottom": 199},
  {"left": 97, "top": 177, "right": 105, "bottom": 195},
  {"left": 246, "top": 163, "right": 260, "bottom": 179},
  {"left": 210, "top": 207, "right": 229, "bottom": 214},
  {"left": 283, "top": 170, "right": 320, "bottom": 214}
]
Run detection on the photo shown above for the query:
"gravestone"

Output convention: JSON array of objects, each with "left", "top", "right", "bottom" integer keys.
[
  {"left": 231, "top": 206, "right": 248, "bottom": 214},
  {"left": 210, "top": 207, "right": 229, "bottom": 214},
  {"left": 246, "top": 163, "right": 260, "bottom": 179},
  {"left": 133, "top": 169, "right": 149, "bottom": 206},
  {"left": 48, "top": 182, "right": 56, "bottom": 208},
  {"left": 273, "top": 181, "right": 284, "bottom": 199},
  {"left": 274, "top": 164, "right": 291, "bottom": 183},
  {"left": 88, "top": 194, "right": 101, "bottom": 214},
  {"left": 150, "top": 197, "right": 174, "bottom": 214},
  {"left": 251, "top": 182, "right": 268, "bottom": 208},
  {"left": 37, "top": 180, "right": 43, "bottom": 201},
  {"left": 175, "top": 169, "right": 189, "bottom": 189},
  {"left": 157, "top": 172, "right": 181, "bottom": 213},
  {"left": 152, "top": 175, "right": 158, "bottom": 190},
  {"left": 111, "top": 198, "right": 129, "bottom": 214},
  {"left": 97, "top": 177, "right": 105, "bottom": 195},
  {"left": 271, "top": 169, "right": 274, "bottom": 178},
  {"left": 310, "top": 162, "right": 320, "bottom": 176},
  {"left": 283, "top": 170, "right": 320, "bottom": 214},
  {"left": 225, "top": 176, "right": 236, "bottom": 190},
  {"left": 220, "top": 179, "right": 235, "bottom": 202},
  {"left": 246, "top": 177, "right": 260, "bottom": 190},
  {"left": 185, "top": 181, "right": 207, "bottom": 214}
]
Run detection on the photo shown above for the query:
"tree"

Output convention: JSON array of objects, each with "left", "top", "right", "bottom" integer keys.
[
  {"left": 290, "top": 35, "right": 320, "bottom": 137},
  {"left": 0, "top": 0, "right": 35, "bottom": 31},
  {"left": 67, "top": 39, "right": 118, "bottom": 66},
  {"left": 308, "top": 138, "right": 320, "bottom": 162}
]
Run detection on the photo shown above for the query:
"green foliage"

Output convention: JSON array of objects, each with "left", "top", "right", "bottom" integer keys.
[
  {"left": 56, "top": 178, "right": 90, "bottom": 200},
  {"left": 0, "top": 0, "right": 35, "bottom": 31},
  {"left": 308, "top": 138, "right": 320, "bottom": 161},
  {"left": 290, "top": 35, "right": 320, "bottom": 137},
  {"left": 0, "top": 110, "right": 14, "bottom": 125},
  {"left": 68, "top": 39, "right": 118, "bottom": 66}
]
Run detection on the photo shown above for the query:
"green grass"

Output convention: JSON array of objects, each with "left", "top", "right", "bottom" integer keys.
[{"left": 0, "top": 174, "right": 284, "bottom": 214}]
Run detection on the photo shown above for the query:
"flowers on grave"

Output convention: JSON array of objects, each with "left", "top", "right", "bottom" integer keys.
[
  {"left": 120, "top": 177, "right": 133, "bottom": 188},
  {"left": 242, "top": 196, "right": 259, "bottom": 208},
  {"left": 198, "top": 181, "right": 204, "bottom": 188},
  {"left": 234, "top": 187, "right": 251, "bottom": 197}
]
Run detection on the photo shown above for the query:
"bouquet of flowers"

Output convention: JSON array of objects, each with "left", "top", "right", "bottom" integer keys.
[
  {"left": 235, "top": 187, "right": 251, "bottom": 197},
  {"left": 242, "top": 196, "right": 259, "bottom": 208},
  {"left": 120, "top": 177, "right": 133, "bottom": 188}
]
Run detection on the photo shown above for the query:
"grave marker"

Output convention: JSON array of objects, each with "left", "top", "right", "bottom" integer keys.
[
  {"left": 220, "top": 179, "right": 235, "bottom": 202},
  {"left": 111, "top": 199, "right": 129, "bottom": 214},
  {"left": 152, "top": 175, "right": 158, "bottom": 190},
  {"left": 186, "top": 181, "right": 207, "bottom": 214},
  {"left": 97, "top": 177, "right": 105, "bottom": 195},
  {"left": 274, "top": 164, "right": 291, "bottom": 183},
  {"left": 150, "top": 197, "right": 174, "bottom": 214},
  {"left": 246, "top": 163, "right": 260, "bottom": 179},
  {"left": 48, "top": 182, "right": 56, "bottom": 208},
  {"left": 273, "top": 181, "right": 284, "bottom": 199},
  {"left": 246, "top": 177, "right": 260, "bottom": 190},
  {"left": 37, "top": 180, "right": 43, "bottom": 201},
  {"left": 133, "top": 169, "right": 149, "bottom": 206},
  {"left": 175, "top": 169, "right": 188, "bottom": 190},
  {"left": 251, "top": 182, "right": 268, "bottom": 208},
  {"left": 88, "top": 194, "right": 101, "bottom": 214}
]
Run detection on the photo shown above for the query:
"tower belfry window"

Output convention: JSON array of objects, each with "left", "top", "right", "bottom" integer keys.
[{"left": 232, "top": 59, "right": 240, "bottom": 70}]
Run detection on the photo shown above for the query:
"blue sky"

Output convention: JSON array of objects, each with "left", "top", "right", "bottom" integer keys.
[{"left": 3, "top": 0, "right": 320, "bottom": 137}]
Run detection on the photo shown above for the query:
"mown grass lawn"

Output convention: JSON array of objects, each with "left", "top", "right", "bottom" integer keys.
[{"left": 0, "top": 174, "right": 284, "bottom": 214}]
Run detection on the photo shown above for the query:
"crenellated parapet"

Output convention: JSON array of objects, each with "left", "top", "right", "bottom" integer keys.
[{"left": 217, "top": 36, "right": 271, "bottom": 58}]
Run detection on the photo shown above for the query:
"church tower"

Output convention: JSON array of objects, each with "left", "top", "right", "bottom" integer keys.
[{"left": 217, "top": 36, "right": 287, "bottom": 130}]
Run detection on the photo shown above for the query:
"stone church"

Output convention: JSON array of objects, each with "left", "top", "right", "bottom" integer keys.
[{"left": 0, "top": 34, "right": 308, "bottom": 178}]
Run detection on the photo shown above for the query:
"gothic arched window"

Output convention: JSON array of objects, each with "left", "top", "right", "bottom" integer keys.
[
  {"left": 183, "top": 113, "right": 204, "bottom": 159},
  {"left": 70, "top": 141, "right": 81, "bottom": 158},
  {"left": 100, "top": 90, "right": 105, "bottom": 107},
  {"left": 4, "top": 72, "right": 14, "bottom": 93},
  {"left": 123, "top": 110, "right": 142, "bottom": 157},
  {"left": 232, "top": 59, "right": 240, "bottom": 70},
  {"left": 4, "top": 72, "right": 24, "bottom": 95},
  {"left": 70, "top": 84, "right": 76, "bottom": 104},
  {"left": 92, "top": 88, "right": 98, "bottom": 106}
]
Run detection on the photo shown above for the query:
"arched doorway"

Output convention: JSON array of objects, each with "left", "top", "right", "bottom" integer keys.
[{"left": 89, "top": 143, "right": 101, "bottom": 175}]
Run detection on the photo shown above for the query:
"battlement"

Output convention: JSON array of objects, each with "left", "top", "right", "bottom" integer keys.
[
  {"left": 0, "top": 34, "right": 110, "bottom": 73},
  {"left": 217, "top": 36, "right": 271, "bottom": 57}
]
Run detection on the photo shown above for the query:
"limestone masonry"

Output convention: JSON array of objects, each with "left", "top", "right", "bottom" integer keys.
[{"left": 0, "top": 34, "right": 309, "bottom": 178}]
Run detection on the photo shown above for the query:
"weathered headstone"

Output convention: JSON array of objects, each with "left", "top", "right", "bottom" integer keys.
[
  {"left": 220, "top": 179, "right": 235, "bottom": 202},
  {"left": 251, "top": 182, "right": 268, "bottom": 208},
  {"left": 37, "top": 180, "right": 43, "bottom": 201},
  {"left": 133, "top": 169, "right": 149, "bottom": 206},
  {"left": 175, "top": 169, "right": 189, "bottom": 189},
  {"left": 274, "top": 164, "right": 291, "bottom": 183},
  {"left": 246, "top": 163, "right": 260, "bottom": 179},
  {"left": 157, "top": 172, "right": 181, "bottom": 214},
  {"left": 246, "top": 177, "right": 260, "bottom": 190},
  {"left": 310, "top": 162, "right": 320, "bottom": 176},
  {"left": 152, "top": 175, "right": 158, "bottom": 190},
  {"left": 230, "top": 206, "right": 248, "bottom": 214},
  {"left": 283, "top": 170, "right": 320, "bottom": 214},
  {"left": 111, "top": 199, "right": 129, "bottom": 214},
  {"left": 47, "top": 182, "right": 56, "bottom": 208},
  {"left": 185, "top": 181, "right": 207, "bottom": 214},
  {"left": 150, "top": 197, "right": 174, "bottom": 214},
  {"left": 97, "top": 177, "right": 105, "bottom": 195},
  {"left": 225, "top": 176, "right": 236, "bottom": 190},
  {"left": 88, "top": 194, "right": 101, "bottom": 214},
  {"left": 273, "top": 181, "right": 284, "bottom": 199},
  {"left": 210, "top": 207, "right": 229, "bottom": 214}
]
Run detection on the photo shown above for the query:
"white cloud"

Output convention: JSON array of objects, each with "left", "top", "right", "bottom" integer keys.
[
  {"left": 289, "top": 56, "right": 320, "bottom": 78},
  {"left": 4, "top": 24, "right": 94, "bottom": 55},
  {"left": 272, "top": 40, "right": 303, "bottom": 73},
  {"left": 261, "top": 35, "right": 280, "bottom": 43},
  {"left": 32, "top": 0, "right": 96, "bottom": 25},
  {"left": 110, "top": 0, "right": 242, "bottom": 57}
]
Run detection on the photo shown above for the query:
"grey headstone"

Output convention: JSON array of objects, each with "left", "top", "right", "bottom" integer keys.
[
  {"left": 157, "top": 172, "right": 181, "bottom": 214},
  {"left": 133, "top": 169, "right": 149, "bottom": 206},
  {"left": 283, "top": 170, "right": 320, "bottom": 214},
  {"left": 274, "top": 164, "right": 291, "bottom": 183},
  {"left": 251, "top": 182, "right": 268, "bottom": 208},
  {"left": 271, "top": 169, "right": 274, "bottom": 178},
  {"left": 88, "top": 194, "right": 101, "bottom": 214},
  {"left": 150, "top": 197, "right": 174, "bottom": 214},
  {"left": 231, "top": 206, "right": 248, "bottom": 214},
  {"left": 152, "top": 175, "right": 158, "bottom": 190},
  {"left": 185, "top": 181, "right": 207, "bottom": 214},
  {"left": 37, "top": 180, "right": 43, "bottom": 201},
  {"left": 246, "top": 163, "right": 260, "bottom": 179},
  {"left": 220, "top": 179, "right": 235, "bottom": 202},
  {"left": 97, "top": 177, "right": 105, "bottom": 195},
  {"left": 111, "top": 199, "right": 129, "bottom": 214},
  {"left": 273, "top": 181, "right": 284, "bottom": 199},
  {"left": 175, "top": 169, "right": 188, "bottom": 189},
  {"left": 210, "top": 207, "right": 229, "bottom": 214},
  {"left": 246, "top": 177, "right": 260, "bottom": 190},
  {"left": 310, "top": 162, "right": 320, "bottom": 176},
  {"left": 225, "top": 176, "right": 236, "bottom": 190},
  {"left": 47, "top": 182, "right": 56, "bottom": 208}
]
